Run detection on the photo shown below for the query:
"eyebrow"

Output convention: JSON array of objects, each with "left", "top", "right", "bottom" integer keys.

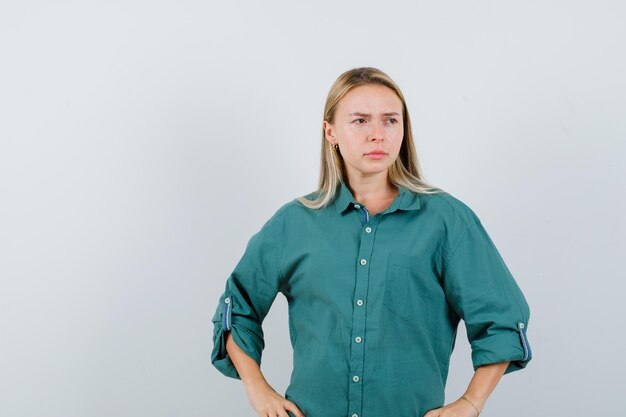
[{"left": 348, "top": 112, "right": 401, "bottom": 117}]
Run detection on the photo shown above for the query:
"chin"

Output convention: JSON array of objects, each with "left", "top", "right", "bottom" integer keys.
[{"left": 357, "top": 165, "right": 391, "bottom": 175}]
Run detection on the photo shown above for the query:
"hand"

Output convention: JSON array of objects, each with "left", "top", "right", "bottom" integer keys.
[
  {"left": 243, "top": 379, "right": 305, "bottom": 417},
  {"left": 423, "top": 396, "right": 482, "bottom": 417}
]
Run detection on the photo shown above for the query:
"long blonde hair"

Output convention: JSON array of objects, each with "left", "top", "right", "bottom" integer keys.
[{"left": 297, "top": 66, "right": 444, "bottom": 209}]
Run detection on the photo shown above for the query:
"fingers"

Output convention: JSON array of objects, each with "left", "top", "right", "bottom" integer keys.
[
  {"left": 423, "top": 400, "right": 478, "bottom": 417},
  {"left": 422, "top": 409, "right": 440, "bottom": 417},
  {"left": 283, "top": 400, "right": 305, "bottom": 417},
  {"left": 258, "top": 401, "right": 304, "bottom": 417}
]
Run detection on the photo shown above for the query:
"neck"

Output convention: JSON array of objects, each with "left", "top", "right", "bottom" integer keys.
[{"left": 346, "top": 172, "right": 398, "bottom": 203}]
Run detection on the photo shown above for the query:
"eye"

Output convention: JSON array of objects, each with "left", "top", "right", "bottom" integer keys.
[
  {"left": 354, "top": 118, "right": 366, "bottom": 124},
  {"left": 388, "top": 118, "right": 399, "bottom": 124}
]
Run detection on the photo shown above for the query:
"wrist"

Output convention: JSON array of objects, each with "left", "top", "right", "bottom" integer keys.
[
  {"left": 463, "top": 391, "right": 486, "bottom": 408},
  {"left": 242, "top": 373, "right": 268, "bottom": 388},
  {"left": 460, "top": 394, "right": 483, "bottom": 415}
]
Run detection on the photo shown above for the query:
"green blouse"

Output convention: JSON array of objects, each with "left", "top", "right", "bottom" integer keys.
[{"left": 211, "top": 181, "right": 532, "bottom": 417}]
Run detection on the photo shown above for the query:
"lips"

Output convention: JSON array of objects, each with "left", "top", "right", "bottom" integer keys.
[{"left": 366, "top": 151, "right": 387, "bottom": 155}]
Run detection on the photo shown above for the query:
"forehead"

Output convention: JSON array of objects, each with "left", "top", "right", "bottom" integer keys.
[{"left": 337, "top": 84, "right": 402, "bottom": 114}]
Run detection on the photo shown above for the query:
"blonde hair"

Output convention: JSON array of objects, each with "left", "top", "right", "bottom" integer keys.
[{"left": 296, "top": 66, "right": 445, "bottom": 209}]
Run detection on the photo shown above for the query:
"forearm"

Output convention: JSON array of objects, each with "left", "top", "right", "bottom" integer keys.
[
  {"left": 462, "top": 361, "right": 510, "bottom": 413},
  {"left": 225, "top": 331, "right": 269, "bottom": 387}
]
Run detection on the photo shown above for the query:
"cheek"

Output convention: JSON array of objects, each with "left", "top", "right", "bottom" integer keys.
[
  {"left": 392, "top": 127, "right": 404, "bottom": 144},
  {"left": 345, "top": 125, "right": 365, "bottom": 136},
  {"left": 342, "top": 143, "right": 360, "bottom": 157},
  {"left": 390, "top": 124, "right": 403, "bottom": 136}
]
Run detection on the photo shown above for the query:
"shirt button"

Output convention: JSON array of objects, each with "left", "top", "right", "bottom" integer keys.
[
  {"left": 360, "top": 259, "right": 367, "bottom": 265},
  {"left": 356, "top": 299, "right": 364, "bottom": 306},
  {"left": 355, "top": 336, "right": 362, "bottom": 343},
  {"left": 353, "top": 375, "right": 360, "bottom": 382},
  {"left": 352, "top": 414, "right": 358, "bottom": 417},
  {"left": 365, "top": 226, "right": 372, "bottom": 233},
  {"left": 354, "top": 204, "right": 360, "bottom": 209},
  {"left": 224, "top": 297, "right": 230, "bottom": 304}
]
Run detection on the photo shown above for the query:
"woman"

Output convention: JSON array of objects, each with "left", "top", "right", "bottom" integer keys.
[{"left": 211, "top": 67, "right": 533, "bottom": 417}]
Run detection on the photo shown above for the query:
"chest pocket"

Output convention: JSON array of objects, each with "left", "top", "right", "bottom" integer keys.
[{"left": 383, "top": 253, "right": 443, "bottom": 325}]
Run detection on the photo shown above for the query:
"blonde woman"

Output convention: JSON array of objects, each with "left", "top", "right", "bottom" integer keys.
[{"left": 211, "top": 67, "right": 533, "bottom": 417}]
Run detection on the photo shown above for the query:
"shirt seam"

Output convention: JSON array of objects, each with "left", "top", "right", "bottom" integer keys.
[
  {"left": 431, "top": 193, "right": 480, "bottom": 269},
  {"left": 271, "top": 206, "right": 288, "bottom": 293},
  {"left": 430, "top": 192, "right": 475, "bottom": 225},
  {"left": 442, "top": 221, "right": 472, "bottom": 270}
]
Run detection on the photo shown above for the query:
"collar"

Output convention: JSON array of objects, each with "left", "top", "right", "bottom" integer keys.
[{"left": 333, "top": 180, "right": 421, "bottom": 215}]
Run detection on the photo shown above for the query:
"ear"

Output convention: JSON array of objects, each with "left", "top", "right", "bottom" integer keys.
[{"left": 323, "top": 120, "right": 335, "bottom": 143}]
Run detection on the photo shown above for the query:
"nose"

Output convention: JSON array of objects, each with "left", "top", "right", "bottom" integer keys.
[{"left": 369, "top": 120, "right": 385, "bottom": 141}]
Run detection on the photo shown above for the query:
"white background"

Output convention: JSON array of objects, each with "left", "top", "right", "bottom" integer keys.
[{"left": 1, "top": 1, "right": 625, "bottom": 416}]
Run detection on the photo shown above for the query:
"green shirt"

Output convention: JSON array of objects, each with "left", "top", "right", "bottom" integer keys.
[{"left": 211, "top": 181, "right": 532, "bottom": 417}]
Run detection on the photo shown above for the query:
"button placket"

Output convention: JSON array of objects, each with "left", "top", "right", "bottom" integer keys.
[
  {"left": 348, "top": 208, "right": 379, "bottom": 417},
  {"left": 353, "top": 203, "right": 370, "bottom": 224}
]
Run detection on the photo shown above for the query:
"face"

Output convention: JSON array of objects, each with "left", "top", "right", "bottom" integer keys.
[{"left": 323, "top": 84, "right": 404, "bottom": 180}]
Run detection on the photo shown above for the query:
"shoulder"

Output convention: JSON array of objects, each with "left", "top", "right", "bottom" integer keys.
[
  {"left": 418, "top": 190, "right": 482, "bottom": 229},
  {"left": 265, "top": 190, "right": 320, "bottom": 223}
]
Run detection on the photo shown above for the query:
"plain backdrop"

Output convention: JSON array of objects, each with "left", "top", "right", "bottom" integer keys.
[{"left": 1, "top": 1, "right": 625, "bottom": 416}]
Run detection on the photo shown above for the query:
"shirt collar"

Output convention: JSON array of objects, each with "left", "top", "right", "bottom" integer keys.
[{"left": 333, "top": 181, "right": 421, "bottom": 215}]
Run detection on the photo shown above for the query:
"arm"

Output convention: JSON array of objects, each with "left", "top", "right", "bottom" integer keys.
[
  {"left": 423, "top": 361, "right": 509, "bottom": 417},
  {"left": 225, "top": 331, "right": 306, "bottom": 417},
  {"left": 462, "top": 361, "right": 510, "bottom": 413},
  {"left": 224, "top": 330, "right": 267, "bottom": 386},
  {"left": 428, "top": 209, "right": 533, "bottom": 417},
  {"left": 210, "top": 212, "right": 306, "bottom": 416}
]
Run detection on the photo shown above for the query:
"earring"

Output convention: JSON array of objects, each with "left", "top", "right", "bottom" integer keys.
[{"left": 333, "top": 143, "right": 338, "bottom": 150}]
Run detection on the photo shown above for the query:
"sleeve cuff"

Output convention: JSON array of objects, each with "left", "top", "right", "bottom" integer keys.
[
  {"left": 211, "top": 297, "right": 265, "bottom": 380},
  {"left": 470, "top": 321, "right": 533, "bottom": 375}
]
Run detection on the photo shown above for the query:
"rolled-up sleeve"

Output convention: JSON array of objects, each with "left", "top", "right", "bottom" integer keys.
[
  {"left": 442, "top": 213, "right": 533, "bottom": 375},
  {"left": 210, "top": 212, "right": 285, "bottom": 380}
]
